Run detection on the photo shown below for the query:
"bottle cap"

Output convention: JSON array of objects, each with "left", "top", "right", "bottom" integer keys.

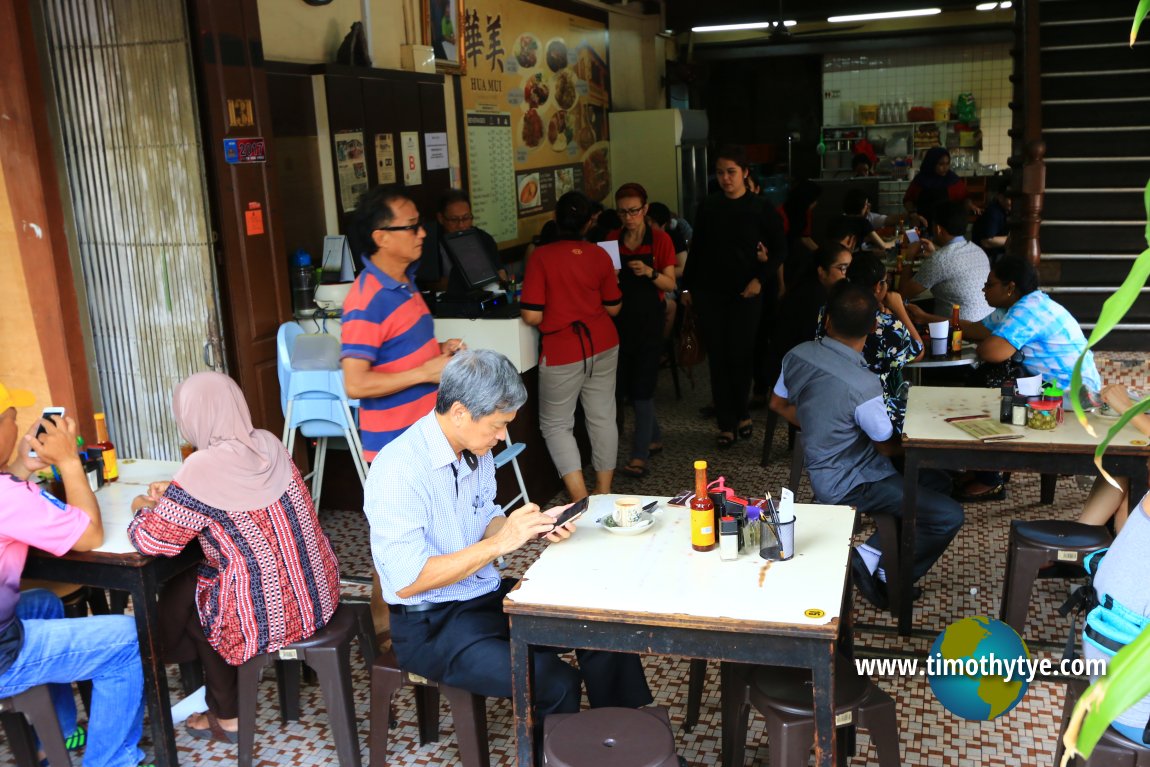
[
  {"left": 746, "top": 505, "right": 762, "bottom": 521},
  {"left": 94, "top": 412, "right": 106, "bottom": 421},
  {"left": 694, "top": 460, "right": 707, "bottom": 470},
  {"left": 293, "top": 250, "right": 312, "bottom": 267}
]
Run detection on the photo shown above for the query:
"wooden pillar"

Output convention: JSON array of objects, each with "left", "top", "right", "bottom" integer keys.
[{"left": 1012, "top": 140, "right": 1046, "bottom": 267}]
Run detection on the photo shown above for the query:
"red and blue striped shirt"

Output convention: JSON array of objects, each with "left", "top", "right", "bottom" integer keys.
[{"left": 341, "top": 258, "right": 440, "bottom": 461}]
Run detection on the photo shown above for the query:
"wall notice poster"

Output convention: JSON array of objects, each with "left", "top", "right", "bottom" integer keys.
[
  {"left": 460, "top": 0, "right": 609, "bottom": 246},
  {"left": 425, "top": 132, "right": 450, "bottom": 170},
  {"left": 401, "top": 131, "right": 423, "bottom": 186},
  {"left": 375, "top": 133, "right": 396, "bottom": 184},
  {"left": 334, "top": 131, "right": 368, "bottom": 212}
]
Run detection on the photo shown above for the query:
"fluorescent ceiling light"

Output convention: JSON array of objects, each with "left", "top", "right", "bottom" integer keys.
[
  {"left": 975, "top": 2, "right": 997, "bottom": 9},
  {"left": 1000, "top": 1, "right": 1012, "bottom": 7},
  {"left": 828, "top": 8, "right": 942, "bottom": 22},
  {"left": 692, "top": 19, "right": 796, "bottom": 32}
]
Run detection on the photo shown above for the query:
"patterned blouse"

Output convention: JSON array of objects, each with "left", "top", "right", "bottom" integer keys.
[
  {"left": 816, "top": 308, "right": 922, "bottom": 432},
  {"left": 128, "top": 463, "right": 340, "bottom": 666}
]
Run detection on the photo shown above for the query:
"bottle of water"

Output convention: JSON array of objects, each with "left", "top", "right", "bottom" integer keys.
[{"left": 290, "top": 250, "right": 316, "bottom": 315}]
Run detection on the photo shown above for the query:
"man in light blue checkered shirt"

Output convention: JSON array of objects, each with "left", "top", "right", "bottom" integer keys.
[{"left": 365, "top": 350, "right": 651, "bottom": 727}]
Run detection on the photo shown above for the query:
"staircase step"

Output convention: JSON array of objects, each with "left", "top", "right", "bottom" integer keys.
[
  {"left": 1042, "top": 128, "right": 1150, "bottom": 158},
  {"left": 1039, "top": 0, "right": 1143, "bottom": 24},
  {"left": 1042, "top": 257, "right": 1147, "bottom": 285},
  {"left": 1087, "top": 327, "right": 1150, "bottom": 352},
  {"left": 1040, "top": 223, "right": 1146, "bottom": 252},
  {"left": 1041, "top": 70, "right": 1150, "bottom": 100},
  {"left": 1047, "top": 291, "right": 1150, "bottom": 322},
  {"left": 1040, "top": 45, "right": 1150, "bottom": 75},
  {"left": 1046, "top": 159, "right": 1150, "bottom": 188},
  {"left": 1042, "top": 98, "right": 1150, "bottom": 129},
  {"left": 1040, "top": 17, "right": 1133, "bottom": 47},
  {"left": 1043, "top": 189, "right": 1147, "bottom": 219}
]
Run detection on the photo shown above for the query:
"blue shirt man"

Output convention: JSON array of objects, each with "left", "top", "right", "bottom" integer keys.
[{"left": 365, "top": 350, "right": 651, "bottom": 719}]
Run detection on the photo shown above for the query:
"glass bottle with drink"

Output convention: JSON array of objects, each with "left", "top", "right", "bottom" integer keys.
[
  {"left": 949, "top": 304, "right": 963, "bottom": 355},
  {"left": 92, "top": 412, "right": 118, "bottom": 482},
  {"left": 690, "top": 460, "right": 716, "bottom": 552}
]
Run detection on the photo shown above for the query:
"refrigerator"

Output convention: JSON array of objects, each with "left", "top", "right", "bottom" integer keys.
[{"left": 608, "top": 109, "right": 709, "bottom": 222}]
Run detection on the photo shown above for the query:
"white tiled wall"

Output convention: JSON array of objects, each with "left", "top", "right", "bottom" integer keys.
[{"left": 822, "top": 44, "right": 1013, "bottom": 169}]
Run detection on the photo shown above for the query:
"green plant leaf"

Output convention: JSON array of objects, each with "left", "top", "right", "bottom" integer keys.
[
  {"left": 1092, "top": 396, "right": 1150, "bottom": 484},
  {"left": 1070, "top": 180, "right": 1150, "bottom": 431},
  {"left": 1061, "top": 627, "right": 1150, "bottom": 762},
  {"left": 1133, "top": 0, "right": 1150, "bottom": 46}
]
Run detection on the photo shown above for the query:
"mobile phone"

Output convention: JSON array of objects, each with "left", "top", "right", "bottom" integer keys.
[
  {"left": 551, "top": 497, "right": 589, "bottom": 528},
  {"left": 29, "top": 407, "right": 65, "bottom": 459}
]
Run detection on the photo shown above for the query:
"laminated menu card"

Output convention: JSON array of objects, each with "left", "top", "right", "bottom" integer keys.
[{"left": 944, "top": 415, "right": 1024, "bottom": 441}]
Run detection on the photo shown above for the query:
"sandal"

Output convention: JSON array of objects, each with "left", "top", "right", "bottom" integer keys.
[
  {"left": 953, "top": 482, "right": 1006, "bottom": 502},
  {"left": 716, "top": 432, "right": 736, "bottom": 449},
  {"left": 186, "top": 711, "right": 239, "bottom": 744},
  {"left": 619, "top": 461, "right": 649, "bottom": 478},
  {"left": 647, "top": 443, "right": 664, "bottom": 456},
  {"left": 737, "top": 420, "right": 753, "bottom": 439}
]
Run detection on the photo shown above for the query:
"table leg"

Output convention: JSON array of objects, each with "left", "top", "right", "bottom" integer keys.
[
  {"left": 129, "top": 570, "right": 179, "bottom": 767},
  {"left": 810, "top": 643, "right": 837, "bottom": 767},
  {"left": 509, "top": 626, "right": 536, "bottom": 766},
  {"left": 1040, "top": 473, "right": 1057, "bottom": 504},
  {"left": 898, "top": 451, "right": 921, "bottom": 636}
]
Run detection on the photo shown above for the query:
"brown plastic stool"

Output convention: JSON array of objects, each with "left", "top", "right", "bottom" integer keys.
[
  {"left": 237, "top": 602, "right": 376, "bottom": 767},
  {"left": 369, "top": 648, "right": 490, "bottom": 767},
  {"left": 1055, "top": 678, "right": 1150, "bottom": 766},
  {"left": 999, "top": 520, "right": 1112, "bottom": 635},
  {"left": 0, "top": 685, "right": 72, "bottom": 767},
  {"left": 724, "top": 658, "right": 901, "bottom": 767},
  {"left": 543, "top": 706, "right": 678, "bottom": 767}
]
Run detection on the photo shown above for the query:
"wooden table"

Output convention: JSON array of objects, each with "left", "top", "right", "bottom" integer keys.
[
  {"left": 897, "top": 387, "right": 1150, "bottom": 635},
  {"left": 504, "top": 495, "right": 856, "bottom": 767},
  {"left": 21, "top": 459, "right": 196, "bottom": 767}
]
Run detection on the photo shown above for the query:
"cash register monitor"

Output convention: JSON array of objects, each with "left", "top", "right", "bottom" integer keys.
[{"left": 443, "top": 229, "right": 499, "bottom": 294}]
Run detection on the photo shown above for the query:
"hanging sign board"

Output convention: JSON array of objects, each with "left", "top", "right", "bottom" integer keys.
[{"left": 223, "top": 137, "right": 267, "bottom": 164}]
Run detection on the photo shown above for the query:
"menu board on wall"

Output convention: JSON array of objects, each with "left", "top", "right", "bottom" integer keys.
[{"left": 460, "top": 0, "right": 610, "bottom": 246}]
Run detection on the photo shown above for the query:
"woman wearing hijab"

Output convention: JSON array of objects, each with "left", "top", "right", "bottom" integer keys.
[
  {"left": 128, "top": 372, "right": 341, "bottom": 744},
  {"left": 903, "top": 147, "right": 980, "bottom": 230}
]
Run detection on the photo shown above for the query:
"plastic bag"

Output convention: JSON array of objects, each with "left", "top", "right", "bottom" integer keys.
[{"left": 956, "top": 92, "right": 977, "bottom": 123}]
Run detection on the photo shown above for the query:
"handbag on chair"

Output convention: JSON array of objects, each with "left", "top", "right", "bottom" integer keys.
[{"left": 676, "top": 303, "right": 706, "bottom": 368}]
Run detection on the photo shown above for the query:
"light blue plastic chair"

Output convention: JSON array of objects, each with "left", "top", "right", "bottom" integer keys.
[
  {"left": 277, "top": 323, "right": 367, "bottom": 510},
  {"left": 493, "top": 437, "right": 530, "bottom": 510}
]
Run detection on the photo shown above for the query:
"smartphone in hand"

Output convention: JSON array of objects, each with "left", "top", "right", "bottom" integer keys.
[
  {"left": 550, "top": 497, "right": 589, "bottom": 529},
  {"left": 28, "top": 407, "right": 65, "bottom": 459}
]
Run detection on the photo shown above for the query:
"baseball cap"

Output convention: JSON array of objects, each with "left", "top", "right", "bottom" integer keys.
[{"left": 0, "top": 381, "right": 35, "bottom": 414}]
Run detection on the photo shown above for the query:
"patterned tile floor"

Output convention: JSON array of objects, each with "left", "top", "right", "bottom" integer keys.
[{"left": 3, "top": 353, "right": 1146, "bottom": 767}]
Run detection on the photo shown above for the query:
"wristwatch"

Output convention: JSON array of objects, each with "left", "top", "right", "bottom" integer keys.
[{"left": 649, "top": 269, "right": 659, "bottom": 282}]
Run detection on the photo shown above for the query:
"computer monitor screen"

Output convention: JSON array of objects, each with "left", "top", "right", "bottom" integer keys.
[{"left": 443, "top": 230, "right": 498, "bottom": 291}]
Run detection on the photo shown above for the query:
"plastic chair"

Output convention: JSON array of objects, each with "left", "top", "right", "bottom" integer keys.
[
  {"left": 1055, "top": 678, "right": 1150, "bottom": 766},
  {"left": 493, "top": 437, "right": 530, "bottom": 510},
  {"left": 544, "top": 706, "right": 679, "bottom": 767},
  {"left": 277, "top": 323, "right": 368, "bottom": 509},
  {"left": 0, "top": 685, "right": 72, "bottom": 767}
]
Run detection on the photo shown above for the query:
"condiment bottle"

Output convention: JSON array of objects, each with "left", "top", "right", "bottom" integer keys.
[
  {"left": 1011, "top": 396, "right": 1028, "bottom": 426},
  {"left": 719, "top": 516, "right": 739, "bottom": 561},
  {"left": 893, "top": 253, "right": 904, "bottom": 291},
  {"left": 949, "top": 304, "right": 962, "bottom": 354},
  {"left": 92, "top": 412, "right": 118, "bottom": 482},
  {"left": 744, "top": 505, "right": 762, "bottom": 551},
  {"left": 690, "top": 460, "right": 716, "bottom": 552}
]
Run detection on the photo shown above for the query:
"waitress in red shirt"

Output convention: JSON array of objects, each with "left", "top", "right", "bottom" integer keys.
[
  {"left": 521, "top": 191, "right": 623, "bottom": 501},
  {"left": 608, "top": 182, "right": 677, "bottom": 478}
]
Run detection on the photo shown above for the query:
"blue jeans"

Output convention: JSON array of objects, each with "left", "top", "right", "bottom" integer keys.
[
  {"left": 0, "top": 590, "right": 144, "bottom": 767},
  {"left": 839, "top": 470, "right": 965, "bottom": 582}
]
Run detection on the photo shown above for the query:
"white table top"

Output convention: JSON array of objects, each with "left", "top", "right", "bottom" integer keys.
[
  {"left": 906, "top": 347, "right": 978, "bottom": 369},
  {"left": 902, "top": 386, "right": 1149, "bottom": 452},
  {"left": 90, "top": 459, "right": 181, "bottom": 554},
  {"left": 505, "top": 495, "right": 856, "bottom": 630}
]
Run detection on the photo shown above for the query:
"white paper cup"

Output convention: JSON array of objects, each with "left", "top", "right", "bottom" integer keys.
[
  {"left": 613, "top": 497, "right": 641, "bottom": 527},
  {"left": 1016, "top": 375, "right": 1042, "bottom": 397}
]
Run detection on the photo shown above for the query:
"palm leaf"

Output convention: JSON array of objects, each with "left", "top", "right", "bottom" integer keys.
[
  {"left": 1133, "top": 0, "right": 1150, "bottom": 45},
  {"left": 1061, "top": 627, "right": 1150, "bottom": 763},
  {"left": 1089, "top": 396, "right": 1150, "bottom": 484}
]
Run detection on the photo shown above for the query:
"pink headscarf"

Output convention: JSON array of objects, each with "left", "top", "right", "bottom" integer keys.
[{"left": 171, "top": 372, "right": 294, "bottom": 512}]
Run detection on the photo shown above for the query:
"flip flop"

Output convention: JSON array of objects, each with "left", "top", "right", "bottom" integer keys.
[
  {"left": 186, "top": 711, "right": 238, "bottom": 744},
  {"left": 647, "top": 443, "right": 664, "bottom": 456},
  {"left": 619, "top": 462, "right": 649, "bottom": 478}
]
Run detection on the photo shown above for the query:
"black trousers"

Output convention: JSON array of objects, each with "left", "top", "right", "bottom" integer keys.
[
  {"left": 390, "top": 578, "right": 652, "bottom": 716},
  {"left": 160, "top": 568, "right": 239, "bottom": 719},
  {"left": 694, "top": 289, "right": 763, "bottom": 433}
]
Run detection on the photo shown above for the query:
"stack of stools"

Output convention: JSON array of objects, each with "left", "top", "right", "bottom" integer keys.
[
  {"left": 0, "top": 685, "right": 72, "bottom": 767},
  {"left": 1055, "top": 679, "right": 1150, "bottom": 766},
  {"left": 369, "top": 648, "right": 490, "bottom": 767},
  {"left": 543, "top": 706, "right": 679, "bottom": 767},
  {"left": 999, "top": 520, "right": 1113, "bottom": 635},
  {"left": 723, "top": 657, "right": 901, "bottom": 767},
  {"left": 237, "top": 602, "right": 376, "bottom": 767}
]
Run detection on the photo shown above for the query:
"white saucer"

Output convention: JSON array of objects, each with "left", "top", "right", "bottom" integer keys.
[{"left": 601, "top": 512, "right": 655, "bottom": 536}]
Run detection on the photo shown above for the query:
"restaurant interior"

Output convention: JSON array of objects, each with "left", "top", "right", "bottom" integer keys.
[{"left": 2, "top": 0, "right": 1150, "bottom": 765}]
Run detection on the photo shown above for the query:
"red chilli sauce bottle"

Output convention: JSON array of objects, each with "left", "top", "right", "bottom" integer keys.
[{"left": 690, "top": 460, "right": 716, "bottom": 552}]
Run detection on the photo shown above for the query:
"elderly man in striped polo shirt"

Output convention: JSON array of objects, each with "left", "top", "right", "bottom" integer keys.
[{"left": 341, "top": 185, "right": 463, "bottom": 643}]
